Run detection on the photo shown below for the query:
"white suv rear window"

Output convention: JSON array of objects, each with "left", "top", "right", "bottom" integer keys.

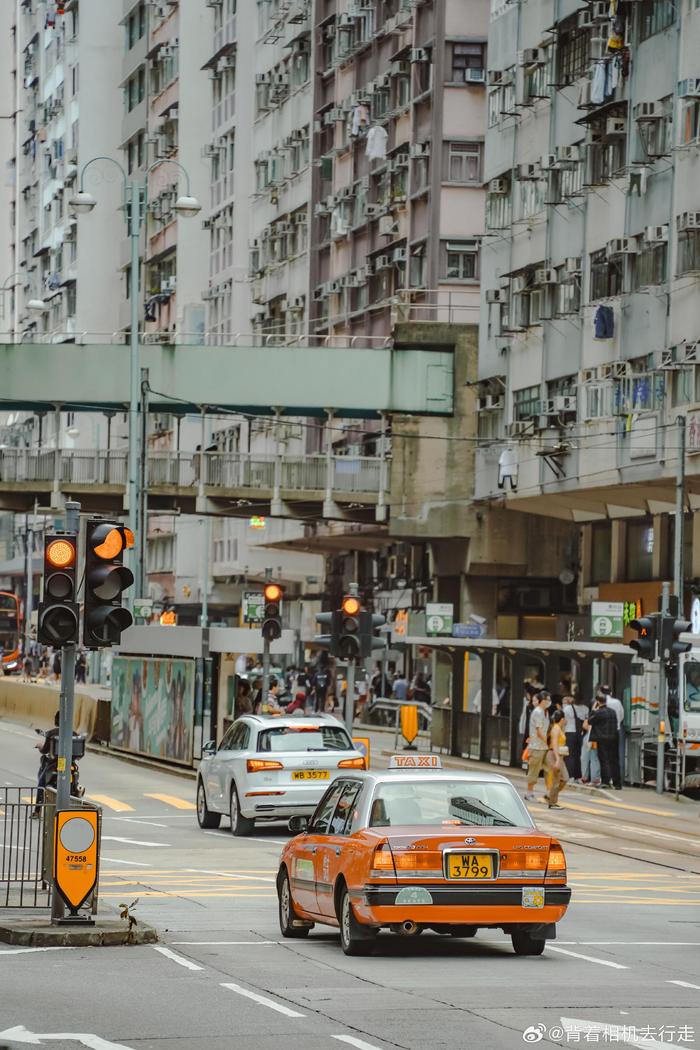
[{"left": 257, "top": 726, "right": 353, "bottom": 753}]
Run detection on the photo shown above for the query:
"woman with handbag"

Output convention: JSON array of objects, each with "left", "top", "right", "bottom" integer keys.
[{"left": 545, "top": 709, "right": 569, "bottom": 809}]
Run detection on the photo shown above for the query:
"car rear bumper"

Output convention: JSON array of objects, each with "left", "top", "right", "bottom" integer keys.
[{"left": 353, "top": 883, "right": 570, "bottom": 927}]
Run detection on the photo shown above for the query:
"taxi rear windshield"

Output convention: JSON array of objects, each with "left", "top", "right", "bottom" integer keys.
[
  {"left": 369, "top": 780, "right": 532, "bottom": 828},
  {"left": 258, "top": 726, "right": 353, "bottom": 753}
]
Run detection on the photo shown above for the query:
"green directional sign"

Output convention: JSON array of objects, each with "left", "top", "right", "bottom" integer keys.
[{"left": 591, "top": 601, "right": 624, "bottom": 639}]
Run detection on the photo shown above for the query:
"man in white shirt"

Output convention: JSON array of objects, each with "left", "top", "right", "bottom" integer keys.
[
  {"left": 600, "top": 685, "right": 625, "bottom": 786},
  {"left": 524, "top": 692, "right": 552, "bottom": 800}
]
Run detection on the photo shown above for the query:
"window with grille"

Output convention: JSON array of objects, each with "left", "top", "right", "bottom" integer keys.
[
  {"left": 446, "top": 142, "right": 482, "bottom": 183},
  {"left": 590, "top": 248, "right": 624, "bottom": 300},
  {"left": 555, "top": 19, "right": 589, "bottom": 85},
  {"left": 638, "top": 0, "right": 674, "bottom": 41},
  {"left": 486, "top": 180, "right": 512, "bottom": 230},
  {"left": 680, "top": 100, "right": 700, "bottom": 146},
  {"left": 450, "top": 43, "right": 486, "bottom": 82},
  {"left": 678, "top": 231, "right": 700, "bottom": 276},
  {"left": 514, "top": 385, "right": 541, "bottom": 420},
  {"left": 632, "top": 242, "right": 667, "bottom": 290}
]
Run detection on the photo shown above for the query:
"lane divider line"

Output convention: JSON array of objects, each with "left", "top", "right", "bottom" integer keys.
[
  {"left": 546, "top": 946, "right": 628, "bottom": 969},
  {"left": 144, "top": 793, "right": 196, "bottom": 810},
  {"left": 221, "top": 982, "right": 305, "bottom": 1017},
  {"left": 0, "top": 946, "right": 76, "bottom": 955},
  {"left": 102, "top": 858, "right": 153, "bottom": 867},
  {"left": 87, "top": 795, "right": 135, "bottom": 812},
  {"left": 667, "top": 980, "right": 700, "bottom": 990},
  {"left": 102, "top": 836, "right": 171, "bottom": 848},
  {"left": 332, "top": 1036, "right": 386, "bottom": 1050},
  {"left": 152, "top": 946, "right": 203, "bottom": 971},
  {"left": 172, "top": 941, "right": 279, "bottom": 946},
  {"left": 186, "top": 868, "right": 276, "bottom": 883},
  {"left": 113, "top": 818, "right": 168, "bottom": 828}
]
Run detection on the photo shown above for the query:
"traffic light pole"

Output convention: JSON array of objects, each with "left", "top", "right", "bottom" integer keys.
[
  {"left": 656, "top": 582, "right": 671, "bottom": 795},
  {"left": 344, "top": 658, "right": 355, "bottom": 734},
  {"left": 262, "top": 569, "right": 272, "bottom": 702},
  {"left": 51, "top": 501, "right": 80, "bottom": 923}
]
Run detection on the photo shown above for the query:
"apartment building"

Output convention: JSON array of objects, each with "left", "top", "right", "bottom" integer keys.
[
  {"left": 476, "top": 0, "right": 700, "bottom": 618},
  {"left": 309, "top": 0, "right": 487, "bottom": 342},
  {"left": 10, "top": 0, "right": 123, "bottom": 342}
]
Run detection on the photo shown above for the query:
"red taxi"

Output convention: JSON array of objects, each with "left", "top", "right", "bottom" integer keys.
[{"left": 277, "top": 756, "right": 570, "bottom": 956}]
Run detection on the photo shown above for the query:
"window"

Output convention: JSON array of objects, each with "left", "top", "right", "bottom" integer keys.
[
  {"left": 638, "top": 0, "right": 674, "bottom": 41},
  {"left": 409, "top": 246, "right": 426, "bottom": 287},
  {"left": 672, "top": 367, "right": 695, "bottom": 406},
  {"left": 450, "top": 42, "right": 486, "bottom": 83},
  {"left": 487, "top": 78, "right": 515, "bottom": 125},
  {"left": 328, "top": 781, "right": 364, "bottom": 835},
  {"left": 220, "top": 722, "right": 249, "bottom": 751},
  {"left": 636, "top": 103, "right": 672, "bottom": 159},
  {"left": 590, "top": 522, "right": 612, "bottom": 584},
  {"left": 680, "top": 100, "right": 700, "bottom": 146},
  {"left": 590, "top": 247, "right": 624, "bottom": 300},
  {"left": 523, "top": 58, "right": 549, "bottom": 103},
  {"left": 127, "top": 4, "right": 146, "bottom": 49},
  {"left": 683, "top": 661, "right": 700, "bottom": 714},
  {"left": 368, "top": 780, "right": 531, "bottom": 828},
  {"left": 626, "top": 520, "right": 654, "bottom": 582},
  {"left": 309, "top": 782, "right": 346, "bottom": 834},
  {"left": 518, "top": 177, "right": 546, "bottom": 219},
  {"left": 547, "top": 160, "right": 584, "bottom": 203},
  {"left": 126, "top": 67, "right": 145, "bottom": 111},
  {"left": 257, "top": 725, "right": 353, "bottom": 753},
  {"left": 446, "top": 141, "right": 482, "bottom": 182},
  {"left": 486, "top": 175, "right": 512, "bottom": 230},
  {"left": 678, "top": 230, "right": 700, "bottom": 275},
  {"left": 443, "top": 240, "right": 479, "bottom": 281},
  {"left": 514, "top": 385, "right": 541, "bottom": 420},
  {"left": 632, "top": 241, "right": 667, "bottom": 289},
  {"left": 556, "top": 18, "right": 589, "bottom": 86}
]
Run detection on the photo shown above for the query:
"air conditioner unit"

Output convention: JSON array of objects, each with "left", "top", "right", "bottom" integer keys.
[
  {"left": 517, "top": 162, "right": 540, "bottom": 180},
  {"left": 390, "top": 60, "right": 411, "bottom": 76},
  {"left": 556, "top": 144, "right": 580, "bottom": 165},
  {"left": 540, "top": 153, "right": 557, "bottom": 170},
  {"left": 314, "top": 202, "right": 330, "bottom": 216},
  {"left": 409, "top": 142, "right": 430, "bottom": 157},
  {"left": 202, "top": 144, "right": 219, "bottom": 158},
  {"left": 591, "top": 1, "right": 609, "bottom": 21},
  {"left": 578, "top": 8, "right": 593, "bottom": 26},
  {"left": 485, "top": 288, "right": 507, "bottom": 304},
  {"left": 324, "top": 107, "right": 344, "bottom": 124},
  {"left": 519, "top": 48, "right": 543, "bottom": 66},
  {"left": 606, "top": 117, "right": 627, "bottom": 136},
  {"left": 255, "top": 73, "right": 271, "bottom": 84},
  {"left": 685, "top": 341, "right": 699, "bottom": 363},
  {"left": 511, "top": 275, "right": 527, "bottom": 293},
  {"left": 506, "top": 421, "right": 531, "bottom": 437},
  {"left": 565, "top": 256, "right": 582, "bottom": 273},
  {"left": 677, "top": 212, "right": 700, "bottom": 232},
  {"left": 467, "top": 68, "right": 485, "bottom": 83},
  {"left": 161, "top": 277, "right": 177, "bottom": 293},
  {"left": 535, "top": 268, "right": 558, "bottom": 285},
  {"left": 375, "top": 254, "right": 392, "bottom": 269},
  {"left": 581, "top": 368, "right": 597, "bottom": 383},
  {"left": 392, "top": 247, "right": 407, "bottom": 263},
  {"left": 488, "top": 178, "right": 508, "bottom": 195},
  {"left": 644, "top": 224, "right": 669, "bottom": 243},
  {"left": 201, "top": 288, "right": 218, "bottom": 300},
  {"left": 678, "top": 78, "right": 700, "bottom": 99},
  {"left": 477, "top": 394, "right": 504, "bottom": 411},
  {"left": 634, "top": 101, "right": 664, "bottom": 121},
  {"left": 487, "top": 70, "right": 505, "bottom": 86},
  {"left": 379, "top": 215, "right": 398, "bottom": 236},
  {"left": 365, "top": 204, "right": 383, "bottom": 218},
  {"left": 607, "top": 236, "right": 638, "bottom": 255},
  {"left": 274, "top": 73, "right": 289, "bottom": 86}
]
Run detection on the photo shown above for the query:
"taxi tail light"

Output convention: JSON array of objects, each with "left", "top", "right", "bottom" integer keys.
[
  {"left": 371, "top": 844, "right": 395, "bottom": 873},
  {"left": 545, "top": 843, "right": 567, "bottom": 878},
  {"left": 393, "top": 851, "right": 443, "bottom": 871},
  {"left": 337, "top": 757, "right": 366, "bottom": 769},
  {"left": 500, "top": 851, "right": 547, "bottom": 872},
  {"left": 246, "top": 759, "right": 284, "bottom": 773}
]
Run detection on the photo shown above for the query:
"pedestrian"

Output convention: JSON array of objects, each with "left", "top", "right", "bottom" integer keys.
[
  {"left": 235, "top": 679, "right": 253, "bottom": 717},
  {"left": 52, "top": 649, "right": 61, "bottom": 683},
  {"left": 562, "top": 694, "right": 582, "bottom": 779},
  {"left": 586, "top": 693, "right": 621, "bottom": 789},
  {"left": 260, "top": 677, "right": 282, "bottom": 715},
  {"left": 75, "top": 650, "right": 87, "bottom": 684},
  {"left": 580, "top": 698, "right": 602, "bottom": 785},
  {"left": 410, "top": 671, "right": 431, "bottom": 704},
  {"left": 545, "top": 709, "right": 570, "bottom": 809},
  {"left": 392, "top": 670, "right": 409, "bottom": 701},
  {"left": 519, "top": 681, "right": 542, "bottom": 761},
  {"left": 524, "top": 691, "right": 552, "bottom": 800},
  {"left": 599, "top": 684, "right": 625, "bottom": 786},
  {"left": 286, "top": 690, "right": 306, "bottom": 715}
]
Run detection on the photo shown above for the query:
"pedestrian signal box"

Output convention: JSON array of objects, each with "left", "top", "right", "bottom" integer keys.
[{"left": 53, "top": 809, "right": 98, "bottom": 920}]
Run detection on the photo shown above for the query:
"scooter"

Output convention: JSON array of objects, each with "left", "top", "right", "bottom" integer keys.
[{"left": 35, "top": 728, "right": 86, "bottom": 800}]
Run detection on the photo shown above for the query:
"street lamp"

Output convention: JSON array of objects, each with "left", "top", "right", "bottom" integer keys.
[{"left": 68, "top": 156, "right": 201, "bottom": 601}]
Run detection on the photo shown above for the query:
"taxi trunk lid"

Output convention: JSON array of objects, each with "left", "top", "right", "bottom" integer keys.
[{"left": 384, "top": 826, "right": 554, "bottom": 881}]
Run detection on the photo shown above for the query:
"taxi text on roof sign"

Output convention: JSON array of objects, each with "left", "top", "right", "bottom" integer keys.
[{"left": 388, "top": 754, "right": 442, "bottom": 769}]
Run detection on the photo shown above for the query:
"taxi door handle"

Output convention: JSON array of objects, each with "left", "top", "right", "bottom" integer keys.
[
  {"left": 309, "top": 847, "right": 316, "bottom": 854},
  {"left": 334, "top": 848, "right": 341, "bottom": 856}
]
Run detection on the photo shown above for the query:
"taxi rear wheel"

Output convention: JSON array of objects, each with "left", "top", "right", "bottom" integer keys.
[
  {"left": 511, "top": 931, "right": 546, "bottom": 956},
  {"left": 339, "top": 887, "right": 376, "bottom": 957},
  {"left": 196, "top": 780, "right": 221, "bottom": 830},
  {"left": 278, "top": 870, "right": 310, "bottom": 939},
  {"left": 230, "top": 784, "right": 255, "bottom": 837}
]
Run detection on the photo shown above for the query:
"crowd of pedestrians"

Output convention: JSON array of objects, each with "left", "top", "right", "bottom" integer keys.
[{"left": 521, "top": 677, "right": 625, "bottom": 807}]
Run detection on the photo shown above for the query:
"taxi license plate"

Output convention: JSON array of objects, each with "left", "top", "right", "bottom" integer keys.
[
  {"left": 446, "top": 853, "right": 494, "bottom": 880},
  {"left": 292, "top": 770, "right": 330, "bottom": 781}
]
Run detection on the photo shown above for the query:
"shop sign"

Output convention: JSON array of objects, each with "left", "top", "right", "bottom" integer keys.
[
  {"left": 591, "top": 601, "right": 624, "bottom": 639},
  {"left": 242, "top": 591, "right": 264, "bottom": 624},
  {"left": 426, "top": 603, "right": 454, "bottom": 636}
]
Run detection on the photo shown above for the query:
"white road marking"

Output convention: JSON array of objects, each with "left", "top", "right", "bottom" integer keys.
[
  {"left": 0, "top": 946, "right": 75, "bottom": 955},
  {"left": 102, "top": 857, "right": 153, "bottom": 867},
  {"left": 201, "top": 831, "right": 288, "bottom": 844},
  {"left": 172, "top": 940, "right": 279, "bottom": 946},
  {"left": 102, "top": 836, "right": 170, "bottom": 847},
  {"left": 220, "top": 982, "right": 305, "bottom": 1017},
  {"left": 186, "top": 867, "right": 276, "bottom": 883},
  {"left": 113, "top": 818, "right": 168, "bottom": 828},
  {"left": 0, "top": 1026, "right": 134, "bottom": 1048},
  {"left": 151, "top": 946, "right": 203, "bottom": 971},
  {"left": 547, "top": 946, "right": 628, "bottom": 969},
  {"left": 332, "top": 1036, "right": 385, "bottom": 1050},
  {"left": 667, "top": 979, "right": 700, "bottom": 990},
  {"left": 561, "top": 1016, "right": 682, "bottom": 1049}
]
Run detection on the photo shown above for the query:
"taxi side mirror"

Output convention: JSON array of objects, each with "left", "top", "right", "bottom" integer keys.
[{"left": 288, "top": 815, "right": 309, "bottom": 834}]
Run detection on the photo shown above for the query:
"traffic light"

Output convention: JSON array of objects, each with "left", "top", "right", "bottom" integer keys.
[
  {"left": 160, "top": 609, "right": 177, "bottom": 626},
  {"left": 670, "top": 618, "right": 692, "bottom": 659},
  {"left": 359, "top": 610, "right": 387, "bottom": 660},
  {"left": 261, "top": 582, "right": 283, "bottom": 642},
  {"left": 83, "top": 519, "right": 134, "bottom": 648},
  {"left": 37, "top": 534, "right": 79, "bottom": 646},
  {"left": 337, "top": 594, "right": 362, "bottom": 659},
  {"left": 629, "top": 615, "right": 658, "bottom": 661}
]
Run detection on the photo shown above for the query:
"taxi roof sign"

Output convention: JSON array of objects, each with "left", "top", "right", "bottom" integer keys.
[{"left": 388, "top": 754, "right": 442, "bottom": 769}]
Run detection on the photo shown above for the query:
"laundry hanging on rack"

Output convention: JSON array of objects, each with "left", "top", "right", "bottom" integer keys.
[
  {"left": 350, "top": 104, "right": 370, "bottom": 137},
  {"left": 593, "top": 304, "right": 615, "bottom": 340},
  {"left": 591, "top": 61, "right": 607, "bottom": 105},
  {"left": 366, "top": 124, "right": 388, "bottom": 161}
]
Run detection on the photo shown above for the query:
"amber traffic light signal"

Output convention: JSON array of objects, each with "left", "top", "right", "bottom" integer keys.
[
  {"left": 262, "top": 582, "right": 283, "bottom": 642},
  {"left": 83, "top": 519, "right": 134, "bottom": 648},
  {"left": 37, "top": 533, "right": 79, "bottom": 646}
]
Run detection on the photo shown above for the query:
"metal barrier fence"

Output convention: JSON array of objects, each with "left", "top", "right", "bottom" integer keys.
[{"left": 0, "top": 787, "right": 101, "bottom": 913}]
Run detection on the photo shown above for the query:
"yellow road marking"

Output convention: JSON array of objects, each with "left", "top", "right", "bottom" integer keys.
[
  {"left": 99, "top": 891, "right": 276, "bottom": 898},
  {"left": 575, "top": 899, "right": 700, "bottom": 905},
  {"left": 87, "top": 794, "right": 134, "bottom": 812},
  {"left": 581, "top": 796, "right": 676, "bottom": 817},
  {"left": 144, "top": 793, "right": 195, "bottom": 810}
]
